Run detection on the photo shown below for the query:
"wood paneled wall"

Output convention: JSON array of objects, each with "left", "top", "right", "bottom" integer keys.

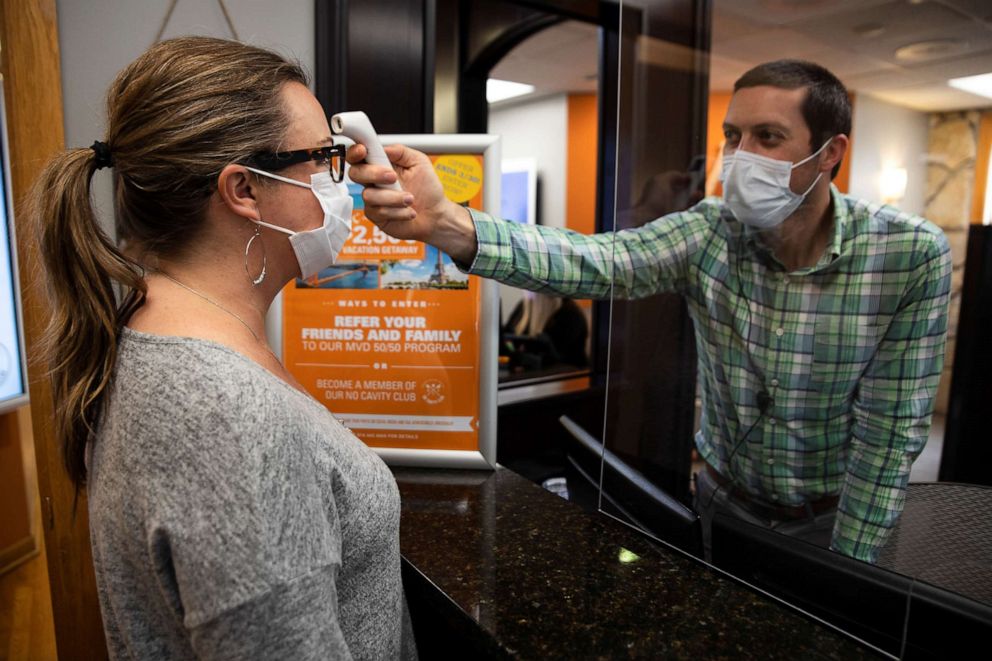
[
  {"left": 0, "top": 0, "right": 108, "bottom": 658},
  {"left": 0, "top": 408, "right": 34, "bottom": 574}
]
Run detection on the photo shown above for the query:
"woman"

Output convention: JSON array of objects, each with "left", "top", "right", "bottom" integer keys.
[{"left": 32, "top": 37, "right": 415, "bottom": 659}]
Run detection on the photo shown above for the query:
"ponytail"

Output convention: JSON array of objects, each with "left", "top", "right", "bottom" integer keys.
[
  {"left": 30, "top": 36, "right": 308, "bottom": 488},
  {"left": 31, "top": 146, "right": 145, "bottom": 487}
]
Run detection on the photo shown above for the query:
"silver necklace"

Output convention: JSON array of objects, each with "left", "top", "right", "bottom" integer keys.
[{"left": 154, "top": 270, "right": 263, "bottom": 344}]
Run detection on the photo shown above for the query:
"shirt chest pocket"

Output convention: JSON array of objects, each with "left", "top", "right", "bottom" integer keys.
[{"left": 811, "top": 317, "right": 887, "bottom": 397}]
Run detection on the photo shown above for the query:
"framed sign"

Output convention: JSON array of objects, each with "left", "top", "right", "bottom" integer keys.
[{"left": 275, "top": 134, "right": 500, "bottom": 468}]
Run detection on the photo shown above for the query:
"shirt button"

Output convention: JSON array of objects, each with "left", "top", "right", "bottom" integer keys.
[
  {"left": 775, "top": 327, "right": 784, "bottom": 337},
  {"left": 769, "top": 418, "right": 777, "bottom": 426},
  {"left": 770, "top": 378, "right": 779, "bottom": 387},
  {"left": 766, "top": 458, "right": 775, "bottom": 465}
]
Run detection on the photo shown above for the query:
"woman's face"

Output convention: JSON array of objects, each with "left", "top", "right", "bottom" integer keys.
[{"left": 254, "top": 81, "right": 335, "bottom": 235}]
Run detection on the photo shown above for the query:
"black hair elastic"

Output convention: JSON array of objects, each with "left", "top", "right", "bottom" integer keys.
[{"left": 90, "top": 141, "right": 113, "bottom": 170}]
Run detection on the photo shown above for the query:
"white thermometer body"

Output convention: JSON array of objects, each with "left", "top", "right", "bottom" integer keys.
[{"left": 330, "top": 111, "right": 403, "bottom": 191}]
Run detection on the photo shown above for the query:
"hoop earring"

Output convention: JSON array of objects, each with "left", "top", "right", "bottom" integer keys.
[{"left": 245, "top": 226, "right": 266, "bottom": 286}]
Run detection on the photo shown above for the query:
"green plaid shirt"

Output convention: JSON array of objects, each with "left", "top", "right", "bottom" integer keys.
[{"left": 466, "top": 185, "right": 951, "bottom": 562}]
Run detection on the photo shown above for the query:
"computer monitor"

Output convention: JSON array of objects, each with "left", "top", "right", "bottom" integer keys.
[
  {"left": 0, "top": 80, "right": 28, "bottom": 414},
  {"left": 500, "top": 158, "right": 537, "bottom": 225}
]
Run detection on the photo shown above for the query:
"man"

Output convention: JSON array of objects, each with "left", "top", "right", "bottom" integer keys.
[{"left": 348, "top": 60, "right": 951, "bottom": 564}]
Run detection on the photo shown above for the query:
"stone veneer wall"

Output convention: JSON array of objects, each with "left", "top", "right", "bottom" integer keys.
[{"left": 924, "top": 111, "right": 982, "bottom": 414}]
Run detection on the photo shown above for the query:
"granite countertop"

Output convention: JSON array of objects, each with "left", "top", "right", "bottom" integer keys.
[{"left": 393, "top": 466, "right": 881, "bottom": 660}]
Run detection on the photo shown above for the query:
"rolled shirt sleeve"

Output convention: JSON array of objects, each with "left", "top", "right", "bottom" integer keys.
[
  {"left": 832, "top": 233, "right": 952, "bottom": 562},
  {"left": 462, "top": 206, "right": 715, "bottom": 299}
]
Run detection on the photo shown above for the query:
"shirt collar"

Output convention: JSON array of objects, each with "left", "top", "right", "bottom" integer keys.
[
  {"left": 826, "top": 183, "right": 848, "bottom": 262},
  {"left": 735, "top": 183, "right": 849, "bottom": 272}
]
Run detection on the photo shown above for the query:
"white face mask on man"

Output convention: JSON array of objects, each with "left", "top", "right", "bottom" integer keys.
[
  {"left": 244, "top": 167, "right": 354, "bottom": 279},
  {"left": 720, "top": 139, "right": 832, "bottom": 230}
]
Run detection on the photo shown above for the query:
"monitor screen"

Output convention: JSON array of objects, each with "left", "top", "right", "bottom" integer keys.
[
  {"left": 0, "top": 81, "right": 28, "bottom": 413},
  {"left": 500, "top": 158, "right": 537, "bottom": 225}
]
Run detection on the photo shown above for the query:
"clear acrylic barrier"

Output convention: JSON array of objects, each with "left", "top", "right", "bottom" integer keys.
[{"left": 598, "top": 0, "right": 992, "bottom": 656}]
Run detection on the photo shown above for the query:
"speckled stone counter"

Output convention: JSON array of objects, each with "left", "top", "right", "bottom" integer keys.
[{"left": 393, "top": 466, "right": 880, "bottom": 660}]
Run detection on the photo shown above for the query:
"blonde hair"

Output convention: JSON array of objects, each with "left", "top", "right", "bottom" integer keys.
[{"left": 31, "top": 36, "right": 308, "bottom": 487}]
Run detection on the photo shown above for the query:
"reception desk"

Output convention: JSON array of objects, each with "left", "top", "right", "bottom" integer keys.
[{"left": 393, "top": 467, "right": 879, "bottom": 659}]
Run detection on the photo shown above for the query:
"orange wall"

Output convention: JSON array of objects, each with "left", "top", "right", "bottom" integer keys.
[
  {"left": 706, "top": 90, "right": 852, "bottom": 195},
  {"left": 566, "top": 94, "right": 597, "bottom": 312},
  {"left": 705, "top": 92, "right": 732, "bottom": 196},
  {"left": 566, "top": 93, "right": 598, "bottom": 236},
  {"left": 972, "top": 111, "right": 992, "bottom": 224},
  {"left": 834, "top": 93, "right": 853, "bottom": 194}
]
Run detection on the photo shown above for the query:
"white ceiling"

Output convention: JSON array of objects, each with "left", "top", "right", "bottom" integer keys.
[
  {"left": 489, "top": 20, "right": 600, "bottom": 105},
  {"left": 489, "top": 0, "right": 992, "bottom": 113},
  {"left": 712, "top": 0, "right": 992, "bottom": 111}
]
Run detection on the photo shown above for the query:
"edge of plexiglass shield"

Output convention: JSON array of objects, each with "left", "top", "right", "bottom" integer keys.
[{"left": 596, "top": 3, "right": 915, "bottom": 657}]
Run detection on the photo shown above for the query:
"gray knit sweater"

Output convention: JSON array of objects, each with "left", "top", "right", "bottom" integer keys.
[{"left": 87, "top": 328, "right": 417, "bottom": 659}]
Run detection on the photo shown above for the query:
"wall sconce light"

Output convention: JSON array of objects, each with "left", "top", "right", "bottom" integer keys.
[{"left": 880, "top": 167, "right": 908, "bottom": 204}]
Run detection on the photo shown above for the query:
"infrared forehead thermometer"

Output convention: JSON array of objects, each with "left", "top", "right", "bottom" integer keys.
[{"left": 330, "top": 111, "right": 403, "bottom": 191}]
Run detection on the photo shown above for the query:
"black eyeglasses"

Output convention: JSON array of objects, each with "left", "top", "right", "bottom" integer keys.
[{"left": 244, "top": 144, "right": 346, "bottom": 182}]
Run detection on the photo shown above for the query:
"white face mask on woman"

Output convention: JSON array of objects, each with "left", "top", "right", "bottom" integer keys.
[
  {"left": 720, "top": 138, "right": 832, "bottom": 230},
  {"left": 245, "top": 167, "right": 354, "bottom": 278}
]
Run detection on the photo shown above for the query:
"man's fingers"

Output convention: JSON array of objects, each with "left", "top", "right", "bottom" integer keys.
[
  {"left": 363, "top": 186, "right": 417, "bottom": 226},
  {"left": 349, "top": 143, "right": 410, "bottom": 168},
  {"left": 365, "top": 204, "right": 417, "bottom": 223},
  {"left": 345, "top": 144, "right": 367, "bottom": 164},
  {"left": 349, "top": 144, "right": 428, "bottom": 187},
  {"left": 383, "top": 144, "right": 428, "bottom": 169},
  {"left": 349, "top": 162, "right": 399, "bottom": 187},
  {"left": 363, "top": 187, "right": 413, "bottom": 210}
]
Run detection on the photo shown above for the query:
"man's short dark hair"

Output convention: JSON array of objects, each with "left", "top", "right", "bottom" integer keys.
[{"left": 734, "top": 60, "right": 851, "bottom": 178}]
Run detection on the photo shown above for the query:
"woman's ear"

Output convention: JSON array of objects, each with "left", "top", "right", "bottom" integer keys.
[{"left": 217, "top": 164, "right": 260, "bottom": 220}]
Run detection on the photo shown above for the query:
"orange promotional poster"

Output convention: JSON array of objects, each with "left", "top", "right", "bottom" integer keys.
[{"left": 282, "top": 141, "right": 497, "bottom": 466}]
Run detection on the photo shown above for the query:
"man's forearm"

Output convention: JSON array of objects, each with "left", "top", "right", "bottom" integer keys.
[{"left": 831, "top": 434, "right": 918, "bottom": 563}]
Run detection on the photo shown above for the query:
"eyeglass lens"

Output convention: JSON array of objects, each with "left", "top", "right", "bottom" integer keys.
[{"left": 320, "top": 147, "right": 345, "bottom": 182}]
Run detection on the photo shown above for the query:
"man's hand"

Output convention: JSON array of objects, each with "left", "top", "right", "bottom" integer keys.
[{"left": 346, "top": 144, "right": 478, "bottom": 263}]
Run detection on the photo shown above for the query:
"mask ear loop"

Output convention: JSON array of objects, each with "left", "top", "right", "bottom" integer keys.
[
  {"left": 245, "top": 225, "right": 267, "bottom": 286},
  {"left": 781, "top": 138, "right": 832, "bottom": 211},
  {"left": 791, "top": 138, "right": 832, "bottom": 188}
]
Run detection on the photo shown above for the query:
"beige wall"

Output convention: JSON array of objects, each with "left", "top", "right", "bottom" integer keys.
[{"left": 924, "top": 111, "right": 980, "bottom": 414}]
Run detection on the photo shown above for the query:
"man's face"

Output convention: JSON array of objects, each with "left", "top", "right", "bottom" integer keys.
[{"left": 722, "top": 85, "right": 822, "bottom": 195}]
